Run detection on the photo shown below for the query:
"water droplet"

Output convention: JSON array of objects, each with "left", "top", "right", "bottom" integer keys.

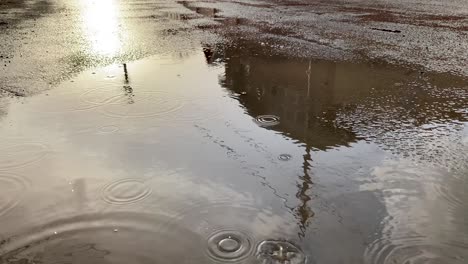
[
  {"left": 278, "top": 154, "right": 292, "bottom": 161},
  {"left": 256, "top": 240, "right": 306, "bottom": 264},
  {"left": 218, "top": 237, "right": 240, "bottom": 252},
  {"left": 255, "top": 115, "right": 280, "bottom": 127},
  {"left": 97, "top": 125, "right": 119, "bottom": 134},
  {"left": 207, "top": 230, "right": 253, "bottom": 262},
  {"left": 113, "top": 229, "right": 118, "bottom": 232}
]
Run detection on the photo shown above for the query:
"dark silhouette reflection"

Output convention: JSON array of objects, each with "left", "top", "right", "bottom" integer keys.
[
  {"left": 213, "top": 46, "right": 348, "bottom": 236},
  {"left": 202, "top": 46, "right": 216, "bottom": 64},
  {"left": 123, "top": 63, "right": 134, "bottom": 104},
  {"left": 214, "top": 45, "right": 360, "bottom": 237},
  {"left": 294, "top": 147, "right": 314, "bottom": 238},
  {"left": 219, "top": 47, "right": 358, "bottom": 151},
  {"left": 217, "top": 41, "right": 467, "bottom": 150},
  {"left": 295, "top": 62, "right": 314, "bottom": 238}
]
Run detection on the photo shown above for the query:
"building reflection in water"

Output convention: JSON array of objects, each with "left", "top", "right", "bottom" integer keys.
[
  {"left": 206, "top": 39, "right": 468, "bottom": 239},
  {"left": 123, "top": 63, "right": 134, "bottom": 104},
  {"left": 219, "top": 47, "right": 359, "bottom": 151},
  {"left": 208, "top": 44, "right": 364, "bottom": 237}
]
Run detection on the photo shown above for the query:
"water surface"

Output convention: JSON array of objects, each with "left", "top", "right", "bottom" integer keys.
[{"left": 0, "top": 41, "right": 467, "bottom": 264}]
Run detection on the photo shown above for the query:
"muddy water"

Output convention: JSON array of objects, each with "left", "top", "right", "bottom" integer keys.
[{"left": 0, "top": 42, "right": 467, "bottom": 264}]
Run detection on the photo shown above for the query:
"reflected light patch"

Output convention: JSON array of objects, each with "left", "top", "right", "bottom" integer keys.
[{"left": 81, "top": 0, "right": 121, "bottom": 56}]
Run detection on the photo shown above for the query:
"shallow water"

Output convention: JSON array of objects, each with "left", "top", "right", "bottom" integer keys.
[{"left": 0, "top": 41, "right": 467, "bottom": 264}]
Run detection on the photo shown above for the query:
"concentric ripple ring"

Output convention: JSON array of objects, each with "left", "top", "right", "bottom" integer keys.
[
  {"left": 278, "top": 154, "right": 292, "bottom": 161},
  {"left": 0, "top": 173, "right": 29, "bottom": 216},
  {"left": 0, "top": 143, "right": 49, "bottom": 170},
  {"left": 206, "top": 230, "right": 254, "bottom": 262},
  {"left": 255, "top": 115, "right": 280, "bottom": 127},
  {"left": 101, "top": 179, "right": 152, "bottom": 205}
]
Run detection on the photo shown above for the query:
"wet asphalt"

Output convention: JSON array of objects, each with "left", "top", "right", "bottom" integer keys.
[{"left": 1, "top": 0, "right": 467, "bottom": 97}]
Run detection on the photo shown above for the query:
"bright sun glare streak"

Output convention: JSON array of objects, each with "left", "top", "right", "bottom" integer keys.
[{"left": 81, "top": 0, "right": 121, "bottom": 57}]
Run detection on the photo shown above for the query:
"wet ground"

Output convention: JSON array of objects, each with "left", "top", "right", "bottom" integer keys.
[{"left": 1, "top": 0, "right": 468, "bottom": 264}]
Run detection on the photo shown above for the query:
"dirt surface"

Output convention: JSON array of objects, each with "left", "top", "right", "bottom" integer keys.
[{"left": 1, "top": 0, "right": 467, "bottom": 97}]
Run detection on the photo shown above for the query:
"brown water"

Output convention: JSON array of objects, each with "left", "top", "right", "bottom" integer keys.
[{"left": 0, "top": 41, "right": 467, "bottom": 264}]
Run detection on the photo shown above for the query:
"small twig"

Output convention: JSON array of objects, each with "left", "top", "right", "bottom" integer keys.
[{"left": 370, "top": 27, "right": 401, "bottom": 33}]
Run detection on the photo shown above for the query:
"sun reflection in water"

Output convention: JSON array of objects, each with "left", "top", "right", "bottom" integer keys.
[{"left": 81, "top": 0, "right": 121, "bottom": 57}]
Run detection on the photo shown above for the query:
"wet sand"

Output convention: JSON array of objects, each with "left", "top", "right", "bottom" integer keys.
[{"left": 0, "top": 0, "right": 467, "bottom": 264}]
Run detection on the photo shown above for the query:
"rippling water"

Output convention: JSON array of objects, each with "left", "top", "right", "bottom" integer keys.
[{"left": 0, "top": 40, "right": 467, "bottom": 263}]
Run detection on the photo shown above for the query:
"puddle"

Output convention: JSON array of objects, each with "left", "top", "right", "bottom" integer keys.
[{"left": 0, "top": 40, "right": 467, "bottom": 264}]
